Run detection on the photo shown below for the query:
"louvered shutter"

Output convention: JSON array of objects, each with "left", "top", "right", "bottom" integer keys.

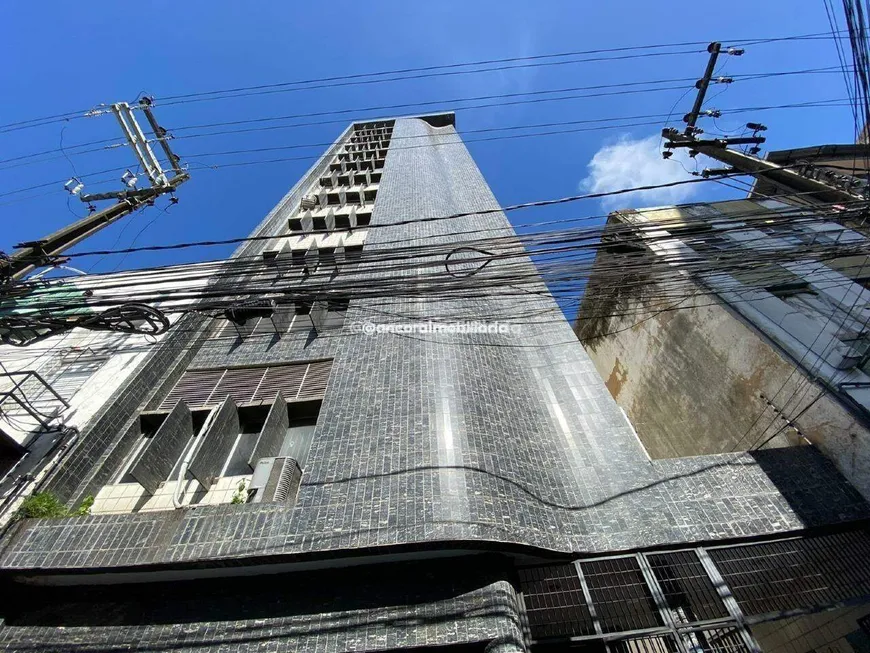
[
  {"left": 213, "top": 367, "right": 264, "bottom": 405},
  {"left": 298, "top": 360, "right": 331, "bottom": 399},
  {"left": 159, "top": 360, "right": 333, "bottom": 411},
  {"left": 159, "top": 369, "right": 224, "bottom": 411},
  {"left": 253, "top": 365, "right": 307, "bottom": 403}
]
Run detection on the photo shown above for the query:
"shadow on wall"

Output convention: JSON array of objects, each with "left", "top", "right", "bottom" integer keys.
[
  {"left": 2, "top": 556, "right": 517, "bottom": 653},
  {"left": 750, "top": 445, "right": 870, "bottom": 526}
]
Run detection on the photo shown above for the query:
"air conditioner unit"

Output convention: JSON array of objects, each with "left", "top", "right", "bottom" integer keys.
[{"left": 248, "top": 456, "right": 301, "bottom": 504}]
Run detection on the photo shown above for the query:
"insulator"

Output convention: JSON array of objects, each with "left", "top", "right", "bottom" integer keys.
[
  {"left": 121, "top": 170, "right": 138, "bottom": 189},
  {"left": 64, "top": 178, "right": 84, "bottom": 196}
]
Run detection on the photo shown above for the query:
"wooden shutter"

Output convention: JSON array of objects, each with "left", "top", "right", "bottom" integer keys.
[
  {"left": 159, "top": 369, "right": 224, "bottom": 411},
  {"left": 298, "top": 360, "right": 332, "bottom": 400},
  {"left": 159, "top": 360, "right": 332, "bottom": 411}
]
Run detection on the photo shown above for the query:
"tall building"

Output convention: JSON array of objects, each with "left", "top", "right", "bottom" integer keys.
[{"left": 2, "top": 115, "right": 870, "bottom": 652}]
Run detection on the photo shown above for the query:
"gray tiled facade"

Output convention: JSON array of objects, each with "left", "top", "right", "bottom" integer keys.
[
  {"left": 1, "top": 560, "right": 523, "bottom": 652},
  {"left": 1, "top": 115, "right": 868, "bottom": 652}
]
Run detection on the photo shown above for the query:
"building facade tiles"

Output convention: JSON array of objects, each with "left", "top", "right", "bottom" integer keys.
[{"left": 1, "top": 117, "right": 868, "bottom": 576}]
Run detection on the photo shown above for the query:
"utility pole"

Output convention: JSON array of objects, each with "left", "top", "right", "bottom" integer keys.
[
  {"left": 662, "top": 42, "right": 866, "bottom": 207},
  {"left": 0, "top": 98, "right": 188, "bottom": 282}
]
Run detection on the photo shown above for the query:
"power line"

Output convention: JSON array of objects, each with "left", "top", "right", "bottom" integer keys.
[
  {"left": 0, "top": 97, "right": 853, "bottom": 206},
  {"left": 0, "top": 29, "right": 849, "bottom": 135},
  {"left": 9, "top": 198, "right": 862, "bottom": 314},
  {"left": 42, "top": 172, "right": 817, "bottom": 260},
  {"left": 0, "top": 70, "right": 852, "bottom": 170}
]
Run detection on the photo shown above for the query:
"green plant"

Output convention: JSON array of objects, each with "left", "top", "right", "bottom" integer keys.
[
  {"left": 14, "top": 492, "right": 97, "bottom": 520},
  {"left": 230, "top": 480, "right": 248, "bottom": 505},
  {"left": 74, "top": 495, "right": 95, "bottom": 516},
  {"left": 14, "top": 492, "right": 68, "bottom": 519}
]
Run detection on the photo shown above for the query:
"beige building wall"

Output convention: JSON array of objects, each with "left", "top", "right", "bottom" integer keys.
[
  {"left": 577, "top": 253, "right": 870, "bottom": 500},
  {"left": 753, "top": 605, "right": 870, "bottom": 653}
]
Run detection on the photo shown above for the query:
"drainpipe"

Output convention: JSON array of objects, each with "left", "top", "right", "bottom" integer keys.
[{"left": 172, "top": 407, "right": 218, "bottom": 509}]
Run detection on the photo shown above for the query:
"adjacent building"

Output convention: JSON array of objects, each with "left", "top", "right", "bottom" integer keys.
[
  {"left": 1, "top": 116, "right": 870, "bottom": 652},
  {"left": 0, "top": 267, "right": 205, "bottom": 523},
  {"left": 576, "top": 195, "right": 870, "bottom": 494}
]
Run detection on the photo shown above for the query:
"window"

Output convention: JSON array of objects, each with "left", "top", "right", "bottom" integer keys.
[
  {"left": 826, "top": 255, "right": 870, "bottom": 291},
  {"left": 768, "top": 282, "right": 840, "bottom": 330},
  {"left": 50, "top": 353, "right": 109, "bottom": 402},
  {"left": 2, "top": 352, "right": 110, "bottom": 426},
  {"left": 294, "top": 298, "right": 312, "bottom": 315},
  {"left": 318, "top": 247, "right": 336, "bottom": 269},
  {"left": 766, "top": 280, "right": 813, "bottom": 299},
  {"left": 731, "top": 263, "right": 801, "bottom": 291},
  {"left": 356, "top": 210, "right": 372, "bottom": 227},
  {"left": 327, "top": 297, "right": 349, "bottom": 313},
  {"left": 344, "top": 245, "right": 363, "bottom": 265},
  {"left": 839, "top": 330, "right": 870, "bottom": 372},
  {"left": 334, "top": 211, "right": 352, "bottom": 230},
  {"left": 221, "top": 303, "right": 291, "bottom": 340}
]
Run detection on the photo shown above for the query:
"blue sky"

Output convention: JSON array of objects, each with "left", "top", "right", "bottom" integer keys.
[{"left": 0, "top": 1, "right": 858, "bottom": 277}]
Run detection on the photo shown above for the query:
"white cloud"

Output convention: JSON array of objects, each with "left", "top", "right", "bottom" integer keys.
[{"left": 580, "top": 134, "right": 704, "bottom": 209}]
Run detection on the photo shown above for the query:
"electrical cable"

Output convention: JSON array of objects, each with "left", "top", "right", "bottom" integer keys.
[
  {"left": 0, "top": 29, "right": 850, "bottom": 136},
  {"left": 738, "top": 0, "right": 870, "bottom": 451},
  {"left": 0, "top": 73, "right": 855, "bottom": 171}
]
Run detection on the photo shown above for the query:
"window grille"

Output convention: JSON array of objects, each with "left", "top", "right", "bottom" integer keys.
[
  {"left": 517, "top": 564, "right": 595, "bottom": 638},
  {"left": 0, "top": 353, "right": 108, "bottom": 426},
  {"left": 580, "top": 557, "right": 663, "bottom": 633},
  {"left": 50, "top": 354, "right": 109, "bottom": 402},
  {"left": 515, "top": 530, "right": 870, "bottom": 645},
  {"left": 683, "top": 627, "right": 751, "bottom": 653},
  {"left": 646, "top": 551, "right": 729, "bottom": 623},
  {"left": 608, "top": 633, "right": 679, "bottom": 653},
  {"left": 708, "top": 530, "right": 870, "bottom": 617}
]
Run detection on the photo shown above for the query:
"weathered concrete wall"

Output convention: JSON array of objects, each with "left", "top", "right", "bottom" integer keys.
[
  {"left": 577, "top": 247, "right": 870, "bottom": 500},
  {"left": 753, "top": 604, "right": 870, "bottom": 653}
]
